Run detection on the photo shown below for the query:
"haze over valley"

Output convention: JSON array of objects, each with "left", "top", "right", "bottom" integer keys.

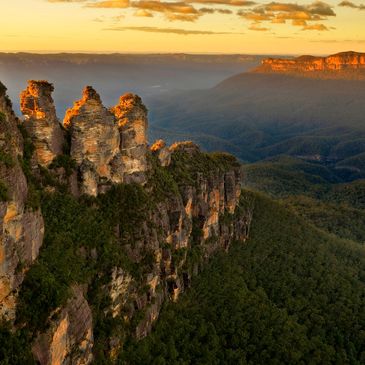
[{"left": 0, "top": 52, "right": 264, "bottom": 115}]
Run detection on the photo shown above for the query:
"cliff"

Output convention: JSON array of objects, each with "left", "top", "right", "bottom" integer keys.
[
  {"left": 254, "top": 51, "right": 365, "bottom": 79},
  {"left": 0, "top": 81, "right": 253, "bottom": 365},
  {"left": 0, "top": 82, "right": 44, "bottom": 321}
]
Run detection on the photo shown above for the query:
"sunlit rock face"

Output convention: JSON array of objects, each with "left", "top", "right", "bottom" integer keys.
[
  {"left": 150, "top": 139, "right": 171, "bottom": 167},
  {"left": 64, "top": 86, "right": 121, "bottom": 196},
  {"left": 32, "top": 286, "right": 93, "bottom": 365},
  {"left": 111, "top": 93, "right": 148, "bottom": 184},
  {"left": 64, "top": 88, "right": 149, "bottom": 195},
  {"left": 0, "top": 82, "right": 44, "bottom": 321},
  {"left": 255, "top": 51, "right": 365, "bottom": 79},
  {"left": 20, "top": 81, "right": 64, "bottom": 166}
]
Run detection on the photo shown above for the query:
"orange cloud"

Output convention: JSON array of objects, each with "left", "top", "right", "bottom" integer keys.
[
  {"left": 86, "top": 0, "right": 129, "bottom": 7},
  {"left": 338, "top": 1, "right": 365, "bottom": 10},
  {"left": 188, "top": 0, "right": 255, "bottom": 5},
  {"left": 249, "top": 23, "right": 270, "bottom": 31},
  {"left": 132, "top": 1, "right": 198, "bottom": 14},
  {"left": 302, "top": 23, "right": 329, "bottom": 30},
  {"left": 104, "top": 25, "right": 244, "bottom": 34},
  {"left": 134, "top": 9, "right": 153, "bottom": 16},
  {"left": 239, "top": 1, "right": 335, "bottom": 31},
  {"left": 48, "top": 0, "right": 86, "bottom": 2},
  {"left": 165, "top": 13, "right": 200, "bottom": 20},
  {"left": 49, "top": 0, "right": 335, "bottom": 27}
]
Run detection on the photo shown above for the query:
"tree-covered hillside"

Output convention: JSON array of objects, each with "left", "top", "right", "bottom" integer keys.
[
  {"left": 121, "top": 192, "right": 365, "bottom": 364},
  {"left": 243, "top": 156, "right": 365, "bottom": 244}
]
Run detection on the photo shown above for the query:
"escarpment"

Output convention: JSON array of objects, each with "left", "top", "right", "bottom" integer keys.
[
  {"left": 254, "top": 51, "right": 365, "bottom": 79},
  {"left": 0, "top": 80, "right": 253, "bottom": 365},
  {"left": 0, "top": 82, "right": 44, "bottom": 321}
]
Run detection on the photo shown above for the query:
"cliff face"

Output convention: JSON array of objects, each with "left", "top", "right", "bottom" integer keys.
[
  {"left": 0, "top": 81, "right": 253, "bottom": 365},
  {"left": 20, "top": 81, "right": 64, "bottom": 167},
  {"left": 254, "top": 51, "right": 365, "bottom": 79},
  {"left": 103, "top": 142, "right": 251, "bottom": 352},
  {"left": 0, "top": 83, "right": 44, "bottom": 321}
]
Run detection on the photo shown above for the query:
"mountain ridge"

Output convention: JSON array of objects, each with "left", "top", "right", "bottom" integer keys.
[{"left": 253, "top": 51, "right": 365, "bottom": 79}]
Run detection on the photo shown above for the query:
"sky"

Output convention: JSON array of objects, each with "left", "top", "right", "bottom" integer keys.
[{"left": 1, "top": 0, "right": 365, "bottom": 54}]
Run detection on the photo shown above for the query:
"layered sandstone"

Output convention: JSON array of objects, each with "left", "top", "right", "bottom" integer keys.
[
  {"left": 0, "top": 82, "right": 44, "bottom": 321},
  {"left": 20, "top": 81, "right": 64, "bottom": 166},
  {"left": 112, "top": 93, "right": 148, "bottom": 184},
  {"left": 64, "top": 86, "right": 121, "bottom": 196},
  {"left": 254, "top": 51, "right": 365, "bottom": 79}
]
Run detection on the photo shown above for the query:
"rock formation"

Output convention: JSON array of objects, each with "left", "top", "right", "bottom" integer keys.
[
  {"left": 64, "top": 88, "right": 149, "bottom": 195},
  {"left": 64, "top": 86, "right": 121, "bottom": 196},
  {"left": 112, "top": 93, "right": 149, "bottom": 185},
  {"left": 20, "top": 81, "right": 64, "bottom": 166},
  {"left": 254, "top": 51, "right": 365, "bottom": 79},
  {"left": 0, "top": 82, "right": 44, "bottom": 321},
  {"left": 150, "top": 139, "right": 171, "bottom": 167},
  {"left": 1, "top": 81, "right": 253, "bottom": 364}
]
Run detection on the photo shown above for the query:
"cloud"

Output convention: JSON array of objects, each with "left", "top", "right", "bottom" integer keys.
[
  {"left": 130, "top": 0, "right": 202, "bottom": 21},
  {"left": 302, "top": 23, "right": 328, "bottom": 30},
  {"left": 199, "top": 7, "right": 232, "bottom": 13},
  {"left": 86, "top": 0, "right": 129, "bottom": 8},
  {"left": 132, "top": 1, "right": 198, "bottom": 14},
  {"left": 104, "top": 25, "right": 244, "bottom": 34},
  {"left": 48, "top": 0, "right": 336, "bottom": 28},
  {"left": 338, "top": 1, "right": 365, "bottom": 10},
  {"left": 48, "top": 0, "right": 86, "bottom": 2},
  {"left": 165, "top": 13, "right": 200, "bottom": 20},
  {"left": 188, "top": 0, "right": 255, "bottom": 5},
  {"left": 217, "top": 8, "right": 233, "bottom": 13},
  {"left": 249, "top": 23, "right": 270, "bottom": 31},
  {"left": 134, "top": 9, "right": 153, "bottom": 16},
  {"left": 239, "top": 1, "right": 335, "bottom": 31},
  {"left": 199, "top": 7, "right": 215, "bottom": 13}
]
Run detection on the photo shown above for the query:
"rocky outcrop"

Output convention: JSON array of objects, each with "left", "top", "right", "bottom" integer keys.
[
  {"left": 254, "top": 51, "right": 365, "bottom": 79},
  {"left": 32, "top": 286, "right": 93, "bottom": 365},
  {"left": 20, "top": 81, "right": 64, "bottom": 167},
  {"left": 0, "top": 82, "right": 44, "bottom": 321},
  {"left": 64, "top": 88, "right": 149, "bottom": 195},
  {"left": 112, "top": 93, "right": 149, "bottom": 185},
  {"left": 64, "top": 86, "right": 121, "bottom": 196},
  {"left": 150, "top": 139, "right": 171, "bottom": 167}
]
